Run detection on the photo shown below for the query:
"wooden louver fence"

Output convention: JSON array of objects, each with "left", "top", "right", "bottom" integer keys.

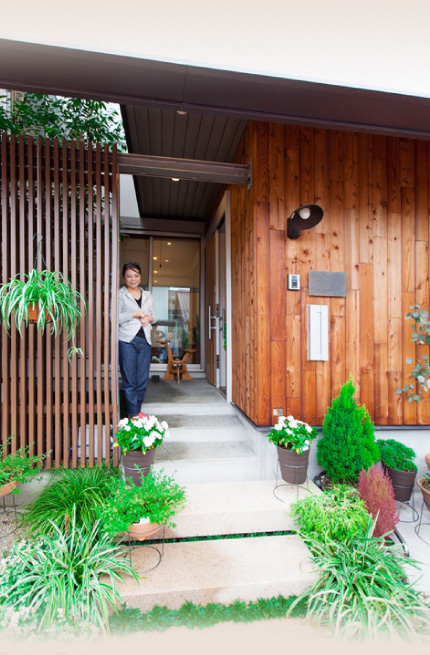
[{"left": 0, "top": 135, "right": 119, "bottom": 468}]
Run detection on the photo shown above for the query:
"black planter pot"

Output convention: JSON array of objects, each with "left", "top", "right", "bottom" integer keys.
[
  {"left": 277, "top": 446, "right": 310, "bottom": 484},
  {"left": 384, "top": 465, "right": 417, "bottom": 502},
  {"left": 123, "top": 448, "right": 156, "bottom": 485}
]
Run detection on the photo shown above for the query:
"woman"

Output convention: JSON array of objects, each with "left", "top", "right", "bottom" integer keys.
[{"left": 118, "top": 262, "right": 157, "bottom": 418}]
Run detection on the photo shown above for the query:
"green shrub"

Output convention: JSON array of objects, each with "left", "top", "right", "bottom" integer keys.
[
  {"left": 291, "top": 485, "right": 369, "bottom": 542},
  {"left": 24, "top": 466, "right": 120, "bottom": 534},
  {"left": 289, "top": 519, "right": 430, "bottom": 638},
  {"left": 0, "top": 438, "right": 47, "bottom": 490},
  {"left": 0, "top": 515, "right": 137, "bottom": 634},
  {"left": 96, "top": 469, "right": 186, "bottom": 537},
  {"left": 377, "top": 438, "right": 417, "bottom": 472},
  {"left": 317, "top": 378, "right": 379, "bottom": 483}
]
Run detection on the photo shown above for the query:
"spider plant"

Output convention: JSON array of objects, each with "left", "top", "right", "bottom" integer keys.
[
  {"left": 0, "top": 268, "right": 85, "bottom": 340},
  {"left": 289, "top": 518, "right": 430, "bottom": 639},
  {"left": 24, "top": 466, "right": 120, "bottom": 535},
  {"left": 0, "top": 512, "right": 137, "bottom": 633}
]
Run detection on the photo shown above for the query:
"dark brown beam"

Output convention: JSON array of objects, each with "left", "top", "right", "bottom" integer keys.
[{"left": 117, "top": 153, "right": 251, "bottom": 186}]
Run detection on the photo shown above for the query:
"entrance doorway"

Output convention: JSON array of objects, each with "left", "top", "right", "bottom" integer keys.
[{"left": 204, "top": 193, "right": 232, "bottom": 400}]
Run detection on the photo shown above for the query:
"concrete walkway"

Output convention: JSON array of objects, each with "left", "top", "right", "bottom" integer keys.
[{"left": 115, "top": 480, "right": 319, "bottom": 611}]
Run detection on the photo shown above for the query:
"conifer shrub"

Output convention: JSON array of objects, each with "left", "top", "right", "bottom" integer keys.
[
  {"left": 317, "top": 378, "right": 379, "bottom": 483},
  {"left": 357, "top": 465, "right": 400, "bottom": 537}
]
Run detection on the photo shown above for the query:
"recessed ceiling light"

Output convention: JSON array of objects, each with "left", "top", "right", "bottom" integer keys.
[
  {"left": 165, "top": 259, "right": 169, "bottom": 263},
  {"left": 153, "top": 256, "right": 158, "bottom": 260},
  {"left": 153, "top": 270, "right": 158, "bottom": 274},
  {"left": 171, "top": 178, "right": 180, "bottom": 182},
  {"left": 167, "top": 242, "right": 172, "bottom": 246},
  {"left": 154, "top": 279, "right": 158, "bottom": 283},
  {"left": 176, "top": 110, "right": 187, "bottom": 116}
]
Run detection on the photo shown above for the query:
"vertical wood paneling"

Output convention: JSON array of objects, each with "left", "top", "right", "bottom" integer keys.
[
  {"left": 230, "top": 123, "right": 430, "bottom": 427},
  {"left": 0, "top": 136, "right": 119, "bottom": 465}
]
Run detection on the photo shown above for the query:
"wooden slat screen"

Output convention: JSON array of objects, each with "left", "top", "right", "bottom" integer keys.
[{"left": 0, "top": 135, "right": 119, "bottom": 467}]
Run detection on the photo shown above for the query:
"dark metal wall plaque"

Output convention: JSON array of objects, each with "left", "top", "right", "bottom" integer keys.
[{"left": 308, "top": 271, "right": 347, "bottom": 297}]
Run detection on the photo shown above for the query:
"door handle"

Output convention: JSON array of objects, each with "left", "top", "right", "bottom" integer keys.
[{"left": 208, "top": 305, "right": 217, "bottom": 340}]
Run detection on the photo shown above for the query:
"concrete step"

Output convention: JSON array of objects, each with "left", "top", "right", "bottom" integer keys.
[
  {"left": 163, "top": 480, "right": 318, "bottom": 538},
  {"left": 117, "top": 535, "right": 317, "bottom": 611},
  {"left": 143, "top": 402, "right": 239, "bottom": 417},
  {"left": 159, "top": 413, "right": 249, "bottom": 443},
  {"left": 153, "top": 456, "right": 260, "bottom": 484}
]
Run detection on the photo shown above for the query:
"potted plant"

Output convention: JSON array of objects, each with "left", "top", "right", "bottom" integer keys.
[
  {"left": 0, "top": 439, "right": 47, "bottom": 497},
  {"left": 0, "top": 269, "right": 85, "bottom": 358},
  {"left": 377, "top": 438, "right": 417, "bottom": 502},
  {"left": 114, "top": 412, "right": 168, "bottom": 485},
  {"left": 96, "top": 470, "right": 186, "bottom": 541},
  {"left": 267, "top": 415, "right": 317, "bottom": 484},
  {"left": 417, "top": 472, "right": 430, "bottom": 512}
]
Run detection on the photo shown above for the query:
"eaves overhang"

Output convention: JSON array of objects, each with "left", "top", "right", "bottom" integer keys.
[{"left": 1, "top": 38, "right": 430, "bottom": 138}]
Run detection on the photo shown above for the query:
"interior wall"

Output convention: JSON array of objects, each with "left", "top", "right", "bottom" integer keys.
[{"left": 230, "top": 121, "right": 430, "bottom": 427}]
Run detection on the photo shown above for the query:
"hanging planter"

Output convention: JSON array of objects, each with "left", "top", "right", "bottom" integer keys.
[{"left": 27, "top": 303, "right": 52, "bottom": 325}]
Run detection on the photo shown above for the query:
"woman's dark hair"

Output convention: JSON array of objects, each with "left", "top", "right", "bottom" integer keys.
[{"left": 122, "top": 262, "right": 141, "bottom": 277}]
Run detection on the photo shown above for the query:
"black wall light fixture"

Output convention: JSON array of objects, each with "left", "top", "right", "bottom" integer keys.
[{"left": 287, "top": 204, "right": 324, "bottom": 239}]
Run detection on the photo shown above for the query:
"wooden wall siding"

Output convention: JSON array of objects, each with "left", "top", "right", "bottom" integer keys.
[
  {"left": 230, "top": 123, "right": 430, "bottom": 427},
  {"left": 0, "top": 136, "right": 119, "bottom": 466}
]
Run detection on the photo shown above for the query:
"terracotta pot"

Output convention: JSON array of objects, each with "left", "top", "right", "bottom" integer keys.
[
  {"left": 418, "top": 477, "right": 430, "bottom": 512},
  {"left": 384, "top": 465, "right": 417, "bottom": 502},
  {"left": 0, "top": 480, "right": 18, "bottom": 498},
  {"left": 123, "top": 448, "right": 156, "bottom": 485},
  {"left": 425, "top": 452, "right": 430, "bottom": 472},
  {"left": 127, "top": 521, "right": 160, "bottom": 541},
  {"left": 27, "top": 304, "right": 52, "bottom": 324},
  {"left": 276, "top": 445, "right": 310, "bottom": 484}
]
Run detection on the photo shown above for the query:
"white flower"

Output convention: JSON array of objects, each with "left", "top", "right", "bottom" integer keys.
[
  {"left": 143, "top": 436, "right": 152, "bottom": 447},
  {"left": 305, "top": 425, "right": 312, "bottom": 433},
  {"left": 161, "top": 421, "right": 168, "bottom": 430},
  {"left": 124, "top": 425, "right": 131, "bottom": 432},
  {"left": 139, "top": 516, "right": 150, "bottom": 524},
  {"left": 288, "top": 420, "right": 298, "bottom": 429},
  {"left": 274, "top": 424, "right": 282, "bottom": 431},
  {"left": 286, "top": 415, "right": 294, "bottom": 421},
  {"left": 118, "top": 418, "right": 128, "bottom": 428},
  {"left": 286, "top": 428, "right": 292, "bottom": 435}
]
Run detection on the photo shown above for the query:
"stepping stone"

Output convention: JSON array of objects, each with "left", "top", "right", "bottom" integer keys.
[
  {"left": 117, "top": 535, "right": 316, "bottom": 611},
  {"left": 164, "top": 479, "right": 318, "bottom": 538}
]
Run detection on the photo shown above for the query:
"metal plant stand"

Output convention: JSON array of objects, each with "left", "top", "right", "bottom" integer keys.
[
  {"left": 127, "top": 524, "right": 166, "bottom": 574},
  {"left": 0, "top": 493, "right": 24, "bottom": 540},
  {"left": 396, "top": 493, "right": 419, "bottom": 524},
  {"left": 273, "top": 459, "right": 312, "bottom": 505},
  {"left": 415, "top": 501, "right": 430, "bottom": 546}
]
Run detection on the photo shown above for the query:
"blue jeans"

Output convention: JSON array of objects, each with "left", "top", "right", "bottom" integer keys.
[{"left": 119, "top": 336, "right": 151, "bottom": 417}]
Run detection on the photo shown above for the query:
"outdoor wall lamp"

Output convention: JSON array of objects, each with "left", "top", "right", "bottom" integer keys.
[{"left": 287, "top": 204, "right": 324, "bottom": 239}]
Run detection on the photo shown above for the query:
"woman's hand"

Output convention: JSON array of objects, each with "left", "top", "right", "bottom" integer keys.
[{"left": 140, "top": 312, "right": 153, "bottom": 326}]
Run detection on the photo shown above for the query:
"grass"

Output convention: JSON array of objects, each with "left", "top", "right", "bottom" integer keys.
[{"left": 109, "top": 596, "right": 307, "bottom": 633}]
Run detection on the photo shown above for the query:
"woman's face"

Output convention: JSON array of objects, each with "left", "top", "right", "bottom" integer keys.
[{"left": 124, "top": 268, "right": 141, "bottom": 289}]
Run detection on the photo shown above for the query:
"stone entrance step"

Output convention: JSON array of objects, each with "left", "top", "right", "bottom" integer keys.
[
  {"left": 163, "top": 480, "right": 318, "bottom": 538},
  {"left": 115, "top": 479, "right": 319, "bottom": 611},
  {"left": 118, "top": 535, "right": 316, "bottom": 612}
]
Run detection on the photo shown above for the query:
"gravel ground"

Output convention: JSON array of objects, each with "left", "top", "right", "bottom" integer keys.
[{"left": 0, "top": 506, "right": 28, "bottom": 553}]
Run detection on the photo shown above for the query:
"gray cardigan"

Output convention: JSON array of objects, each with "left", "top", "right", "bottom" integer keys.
[{"left": 117, "top": 286, "right": 158, "bottom": 344}]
